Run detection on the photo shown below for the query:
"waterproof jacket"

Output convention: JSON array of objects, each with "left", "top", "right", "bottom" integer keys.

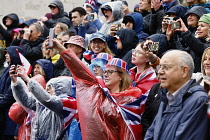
[
  {"left": 45, "top": 0, "right": 71, "bottom": 28},
  {"left": 0, "top": 46, "right": 24, "bottom": 135},
  {"left": 0, "top": 13, "right": 19, "bottom": 47},
  {"left": 124, "top": 12, "right": 149, "bottom": 42},
  {"left": 61, "top": 48, "right": 143, "bottom": 140},
  {"left": 11, "top": 76, "right": 76, "bottom": 140},
  {"left": 144, "top": 79, "right": 208, "bottom": 140},
  {"left": 99, "top": 1, "right": 123, "bottom": 35}
]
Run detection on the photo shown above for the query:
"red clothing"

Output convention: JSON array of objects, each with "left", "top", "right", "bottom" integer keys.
[{"left": 61, "top": 49, "right": 143, "bottom": 140}]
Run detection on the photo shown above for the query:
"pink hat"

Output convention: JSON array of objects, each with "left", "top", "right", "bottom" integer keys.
[{"left": 65, "top": 35, "right": 86, "bottom": 51}]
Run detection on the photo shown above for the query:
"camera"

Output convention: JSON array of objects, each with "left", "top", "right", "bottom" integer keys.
[
  {"left": 113, "top": 24, "right": 121, "bottom": 31},
  {"left": 11, "top": 65, "right": 17, "bottom": 74},
  {"left": 164, "top": 17, "right": 174, "bottom": 24},
  {"left": 86, "top": 15, "right": 94, "bottom": 21},
  {"left": 147, "top": 42, "right": 159, "bottom": 52},
  {"left": 171, "top": 21, "right": 181, "bottom": 30},
  {"left": 19, "top": 30, "right": 32, "bottom": 34}
]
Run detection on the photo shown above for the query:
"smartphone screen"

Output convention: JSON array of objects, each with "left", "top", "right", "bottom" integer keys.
[{"left": 48, "top": 28, "right": 54, "bottom": 47}]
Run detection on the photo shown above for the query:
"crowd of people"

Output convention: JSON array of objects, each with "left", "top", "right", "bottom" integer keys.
[{"left": 1, "top": 0, "right": 210, "bottom": 139}]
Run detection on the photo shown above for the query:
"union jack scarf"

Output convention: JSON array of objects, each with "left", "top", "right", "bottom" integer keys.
[{"left": 96, "top": 76, "right": 144, "bottom": 140}]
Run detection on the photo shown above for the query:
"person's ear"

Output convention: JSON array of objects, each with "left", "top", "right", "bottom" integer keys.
[
  {"left": 37, "top": 32, "right": 42, "bottom": 37},
  {"left": 182, "top": 66, "right": 189, "bottom": 78}
]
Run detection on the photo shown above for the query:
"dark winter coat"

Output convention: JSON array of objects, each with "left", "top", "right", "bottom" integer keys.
[
  {"left": 0, "top": 46, "right": 24, "bottom": 136},
  {"left": 0, "top": 13, "right": 19, "bottom": 47},
  {"left": 44, "top": 0, "right": 71, "bottom": 28}
]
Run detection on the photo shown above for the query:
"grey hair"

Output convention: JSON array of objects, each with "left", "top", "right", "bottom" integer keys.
[
  {"left": 169, "top": 50, "right": 194, "bottom": 77},
  {"left": 31, "top": 23, "right": 44, "bottom": 34}
]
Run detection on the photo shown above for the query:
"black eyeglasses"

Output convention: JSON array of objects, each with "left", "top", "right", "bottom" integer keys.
[{"left": 103, "top": 70, "right": 122, "bottom": 76}]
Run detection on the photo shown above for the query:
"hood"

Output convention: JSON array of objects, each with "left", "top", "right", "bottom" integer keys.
[
  {"left": 19, "top": 18, "right": 38, "bottom": 28},
  {"left": 116, "top": 28, "right": 139, "bottom": 58},
  {"left": 101, "top": 1, "right": 123, "bottom": 23},
  {"left": 123, "top": 12, "right": 143, "bottom": 34},
  {"left": 3, "top": 13, "right": 19, "bottom": 29},
  {"left": 147, "top": 34, "right": 168, "bottom": 57},
  {"left": 166, "top": 5, "right": 187, "bottom": 18},
  {"left": 184, "top": 6, "right": 207, "bottom": 19},
  {"left": 46, "top": 76, "right": 76, "bottom": 98},
  {"left": 31, "top": 74, "right": 46, "bottom": 89},
  {"left": 49, "top": 0, "right": 64, "bottom": 18},
  {"left": 33, "top": 59, "right": 54, "bottom": 82},
  {"left": 6, "top": 46, "right": 24, "bottom": 65}
]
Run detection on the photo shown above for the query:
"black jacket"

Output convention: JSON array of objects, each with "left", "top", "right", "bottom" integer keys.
[
  {"left": 0, "top": 13, "right": 19, "bottom": 47},
  {"left": 45, "top": 0, "right": 71, "bottom": 28}
]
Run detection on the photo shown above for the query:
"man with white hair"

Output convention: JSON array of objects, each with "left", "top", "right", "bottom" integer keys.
[{"left": 144, "top": 50, "right": 208, "bottom": 140}]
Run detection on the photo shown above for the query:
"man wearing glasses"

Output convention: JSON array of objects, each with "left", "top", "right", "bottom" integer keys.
[
  {"left": 39, "top": 0, "right": 71, "bottom": 28},
  {"left": 144, "top": 50, "right": 208, "bottom": 140}
]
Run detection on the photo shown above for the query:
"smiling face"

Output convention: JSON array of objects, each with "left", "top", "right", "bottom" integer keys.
[
  {"left": 196, "top": 22, "right": 210, "bottom": 38},
  {"left": 90, "top": 38, "right": 105, "bottom": 54},
  {"left": 187, "top": 13, "right": 199, "bottom": 27},
  {"left": 203, "top": 50, "right": 210, "bottom": 76},
  {"left": 33, "top": 63, "right": 42, "bottom": 76}
]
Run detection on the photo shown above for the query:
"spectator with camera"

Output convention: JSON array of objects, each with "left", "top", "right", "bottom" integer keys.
[
  {"left": 166, "top": 13, "right": 210, "bottom": 72},
  {"left": 0, "top": 13, "right": 19, "bottom": 48},
  {"left": 11, "top": 23, "right": 45, "bottom": 65},
  {"left": 39, "top": 0, "right": 71, "bottom": 28}
]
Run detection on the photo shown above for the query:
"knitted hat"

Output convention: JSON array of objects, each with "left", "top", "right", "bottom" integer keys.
[
  {"left": 106, "top": 58, "right": 128, "bottom": 72},
  {"left": 199, "top": 13, "right": 210, "bottom": 24},
  {"left": 90, "top": 32, "right": 106, "bottom": 42},
  {"left": 65, "top": 35, "right": 86, "bottom": 51}
]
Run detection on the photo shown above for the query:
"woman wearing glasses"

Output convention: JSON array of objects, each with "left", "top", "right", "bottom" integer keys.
[
  {"left": 83, "top": 32, "right": 114, "bottom": 64},
  {"left": 52, "top": 38, "right": 144, "bottom": 140}
]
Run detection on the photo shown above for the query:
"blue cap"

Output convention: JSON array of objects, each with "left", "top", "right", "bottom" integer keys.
[{"left": 90, "top": 32, "right": 106, "bottom": 42}]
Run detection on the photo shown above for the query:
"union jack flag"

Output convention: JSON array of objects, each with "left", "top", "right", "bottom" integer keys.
[
  {"left": 83, "top": 50, "right": 97, "bottom": 61},
  {"left": 96, "top": 76, "right": 144, "bottom": 140},
  {"left": 61, "top": 97, "right": 77, "bottom": 129}
]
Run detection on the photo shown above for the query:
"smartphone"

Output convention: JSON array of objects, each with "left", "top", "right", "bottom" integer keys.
[
  {"left": 86, "top": 15, "right": 94, "bottom": 21},
  {"left": 147, "top": 42, "right": 159, "bottom": 52},
  {"left": 12, "top": 65, "right": 17, "bottom": 74},
  {"left": 48, "top": 28, "right": 54, "bottom": 47}
]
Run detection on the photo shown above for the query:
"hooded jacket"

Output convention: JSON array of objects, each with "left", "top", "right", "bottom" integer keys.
[
  {"left": 0, "top": 46, "right": 24, "bottom": 136},
  {"left": 115, "top": 28, "right": 139, "bottom": 69},
  {"left": 144, "top": 79, "right": 208, "bottom": 140},
  {"left": 61, "top": 48, "right": 143, "bottom": 140},
  {"left": 99, "top": 1, "right": 123, "bottom": 35},
  {"left": 11, "top": 76, "right": 77, "bottom": 140},
  {"left": 186, "top": 2, "right": 210, "bottom": 13},
  {"left": 45, "top": 0, "right": 71, "bottom": 28},
  {"left": 123, "top": 12, "right": 149, "bottom": 42},
  {"left": 33, "top": 59, "right": 54, "bottom": 82},
  {"left": 0, "top": 13, "right": 19, "bottom": 47}
]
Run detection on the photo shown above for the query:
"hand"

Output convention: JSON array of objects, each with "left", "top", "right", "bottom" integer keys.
[
  {"left": 16, "top": 66, "right": 30, "bottom": 83},
  {"left": 23, "top": 28, "right": 32, "bottom": 40},
  {"left": 151, "top": 0, "right": 162, "bottom": 11},
  {"left": 39, "top": 16, "right": 48, "bottom": 22},
  {"left": 166, "top": 23, "right": 174, "bottom": 41},
  {"left": 143, "top": 40, "right": 159, "bottom": 64},
  {"left": 82, "top": 15, "right": 89, "bottom": 26},
  {"left": 161, "top": 15, "right": 170, "bottom": 33},
  {"left": 52, "top": 38, "right": 67, "bottom": 53},
  {"left": 174, "top": 18, "right": 188, "bottom": 32}
]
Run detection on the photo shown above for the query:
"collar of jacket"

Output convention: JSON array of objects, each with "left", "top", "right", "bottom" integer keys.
[{"left": 161, "top": 79, "right": 200, "bottom": 113}]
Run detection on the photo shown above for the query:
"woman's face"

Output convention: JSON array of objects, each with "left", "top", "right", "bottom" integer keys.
[
  {"left": 139, "top": 0, "right": 150, "bottom": 11},
  {"left": 125, "top": 22, "right": 134, "bottom": 30},
  {"left": 187, "top": 14, "right": 199, "bottom": 27},
  {"left": 203, "top": 53, "right": 210, "bottom": 76},
  {"left": 196, "top": 22, "right": 210, "bottom": 38},
  {"left": 131, "top": 44, "right": 148, "bottom": 66},
  {"left": 54, "top": 24, "right": 62, "bottom": 34},
  {"left": 93, "top": 64, "right": 103, "bottom": 76},
  {"left": 103, "top": 66, "right": 122, "bottom": 90},
  {"left": 5, "top": 17, "right": 13, "bottom": 26},
  {"left": 90, "top": 38, "right": 105, "bottom": 54},
  {"left": 46, "top": 86, "right": 54, "bottom": 95},
  {"left": 33, "top": 64, "right": 42, "bottom": 76}
]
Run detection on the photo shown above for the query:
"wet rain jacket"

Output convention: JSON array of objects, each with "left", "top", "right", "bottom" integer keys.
[
  {"left": 61, "top": 48, "right": 143, "bottom": 140},
  {"left": 11, "top": 76, "right": 77, "bottom": 140}
]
